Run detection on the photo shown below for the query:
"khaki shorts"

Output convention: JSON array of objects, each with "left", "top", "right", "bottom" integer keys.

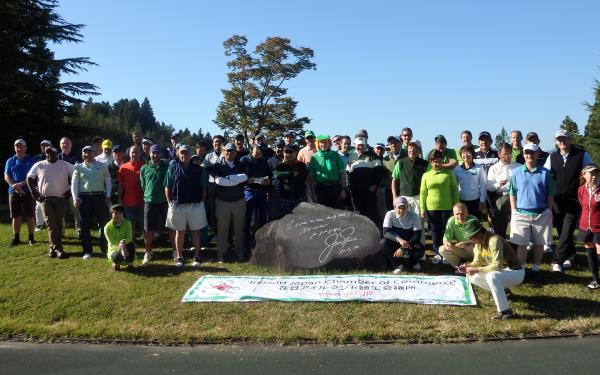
[
  {"left": 509, "top": 209, "right": 552, "bottom": 246},
  {"left": 166, "top": 202, "right": 208, "bottom": 231}
]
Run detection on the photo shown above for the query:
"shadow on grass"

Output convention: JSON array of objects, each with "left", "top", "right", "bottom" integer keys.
[
  {"left": 512, "top": 294, "right": 600, "bottom": 320},
  {"left": 128, "top": 264, "right": 230, "bottom": 277}
]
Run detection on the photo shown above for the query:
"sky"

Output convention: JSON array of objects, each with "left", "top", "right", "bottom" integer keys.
[{"left": 52, "top": 0, "right": 600, "bottom": 151}]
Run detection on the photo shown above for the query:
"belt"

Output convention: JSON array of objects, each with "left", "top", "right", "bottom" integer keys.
[{"left": 79, "top": 191, "right": 104, "bottom": 195}]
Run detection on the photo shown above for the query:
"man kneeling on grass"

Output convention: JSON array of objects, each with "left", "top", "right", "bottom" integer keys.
[
  {"left": 458, "top": 218, "right": 524, "bottom": 320},
  {"left": 105, "top": 204, "right": 135, "bottom": 271},
  {"left": 380, "top": 196, "right": 424, "bottom": 273}
]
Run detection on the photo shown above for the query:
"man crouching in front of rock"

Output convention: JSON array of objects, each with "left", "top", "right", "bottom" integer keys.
[
  {"left": 380, "top": 196, "right": 425, "bottom": 274},
  {"left": 458, "top": 218, "right": 524, "bottom": 320},
  {"left": 104, "top": 204, "right": 135, "bottom": 271}
]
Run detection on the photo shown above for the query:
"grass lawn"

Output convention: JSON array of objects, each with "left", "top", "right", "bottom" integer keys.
[{"left": 1, "top": 212, "right": 600, "bottom": 344}]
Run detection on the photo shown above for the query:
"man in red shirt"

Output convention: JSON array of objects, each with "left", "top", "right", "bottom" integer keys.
[{"left": 117, "top": 147, "right": 145, "bottom": 239}]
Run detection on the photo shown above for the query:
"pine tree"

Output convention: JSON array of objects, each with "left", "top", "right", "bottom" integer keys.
[{"left": 584, "top": 79, "right": 600, "bottom": 162}]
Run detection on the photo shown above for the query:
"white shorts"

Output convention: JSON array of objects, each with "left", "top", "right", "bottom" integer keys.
[
  {"left": 166, "top": 202, "right": 208, "bottom": 231},
  {"left": 509, "top": 209, "right": 552, "bottom": 246}
]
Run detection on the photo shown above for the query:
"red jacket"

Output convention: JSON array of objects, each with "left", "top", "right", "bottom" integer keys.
[{"left": 578, "top": 184, "right": 600, "bottom": 233}]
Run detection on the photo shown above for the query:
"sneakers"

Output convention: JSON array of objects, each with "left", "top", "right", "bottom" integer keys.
[
  {"left": 412, "top": 263, "right": 421, "bottom": 271},
  {"left": 192, "top": 256, "right": 201, "bottom": 267},
  {"left": 491, "top": 309, "right": 515, "bottom": 320},
  {"left": 431, "top": 255, "right": 443, "bottom": 264},
  {"left": 142, "top": 252, "right": 153, "bottom": 266},
  {"left": 562, "top": 259, "right": 572, "bottom": 270},
  {"left": 28, "top": 238, "right": 36, "bottom": 245},
  {"left": 48, "top": 249, "right": 56, "bottom": 258},
  {"left": 56, "top": 251, "right": 66, "bottom": 259},
  {"left": 526, "top": 243, "right": 533, "bottom": 251},
  {"left": 6, "top": 238, "right": 21, "bottom": 247},
  {"left": 82, "top": 253, "right": 92, "bottom": 260},
  {"left": 551, "top": 263, "right": 563, "bottom": 273},
  {"left": 393, "top": 265, "right": 404, "bottom": 274},
  {"left": 35, "top": 225, "right": 43, "bottom": 232},
  {"left": 544, "top": 245, "right": 553, "bottom": 254},
  {"left": 175, "top": 257, "right": 184, "bottom": 268},
  {"left": 587, "top": 281, "right": 599, "bottom": 290}
]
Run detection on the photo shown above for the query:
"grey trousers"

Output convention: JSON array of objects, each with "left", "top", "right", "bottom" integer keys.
[
  {"left": 216, "top": 199, "right": 246, "bottom": 261},
  {"left": 41, "top": 196, "right": 67, "bottom": 251}
]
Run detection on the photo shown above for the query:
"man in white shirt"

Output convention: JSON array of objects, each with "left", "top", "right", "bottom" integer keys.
[
  {"left": 27, "top": 147, "right": 74, "bottom": 258},
  {"left": 487, "top": 143, "right": 521, "bottom": 238},
  {"left": 95, "top": 139, "right": 114, "bottom": 165}
]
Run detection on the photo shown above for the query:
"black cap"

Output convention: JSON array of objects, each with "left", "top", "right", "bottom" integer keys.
[{"left": 478, "top": 131, "right": 492, "bottom": 140}]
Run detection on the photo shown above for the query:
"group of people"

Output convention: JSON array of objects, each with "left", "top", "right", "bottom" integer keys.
[{"left": 4, "top": 127, "right": 600, "bottom": 319}]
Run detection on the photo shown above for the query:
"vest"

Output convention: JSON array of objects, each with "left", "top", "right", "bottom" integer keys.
[{"left": 550, "top": 146, "right": 584, "bottom": 198}]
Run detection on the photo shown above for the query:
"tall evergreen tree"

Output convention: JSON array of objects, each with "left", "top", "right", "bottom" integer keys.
[
  {"left": 494, "top": 127, "right": 509, "bottom": 150},
  {"left": 584, "top": 79, "right": 600, "bottom": 162}
]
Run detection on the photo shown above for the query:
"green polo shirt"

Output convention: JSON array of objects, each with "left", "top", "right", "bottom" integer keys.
[
  {"left": 511, "top": 147, "right": 523, "bottom": 163},
  {"left": 419, "top": 168, "right": 459, "bottom": 211},
  {"left": 308, "top": 149, "right": 345, "bottom": 183},
  {"left": 140, "top": 160, "right": 169, "bottom": 204},
  {"left": 443, "top": 214, "right": 478, "bottom": 243}
]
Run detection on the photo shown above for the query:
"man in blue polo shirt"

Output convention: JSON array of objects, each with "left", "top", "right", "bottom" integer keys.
[
  {"left": 4, "top": 139, "right": 36, "bottom": 246},
  {"left": 509, "top": 143, "right": 555, "bottom": 281}
]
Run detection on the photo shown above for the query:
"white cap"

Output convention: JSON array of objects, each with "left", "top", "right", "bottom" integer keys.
[
  {"left": 14, "top": 139, "right": 26, "bottom": 146},
  {"left": 354, "top": 137, "right": 367, "bottom": 146},
  {"left": 408, "top": 139, "right": 422, "bottom": 149},
  {"left": 523, "top": 143, "right": 539, "bottom": 152},
  {"left": 555, "top": 129, "right": 569, "bottom": 139}
]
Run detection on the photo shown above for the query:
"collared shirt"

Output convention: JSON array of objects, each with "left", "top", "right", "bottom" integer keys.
[
  {"left": 140, "top": 160, "right": 169, "bottom": 204},
  {"left": 72, "top": 161, "right": 111, "bottom": 195},
  {"left": 297, "top": 145, "right": 316, "bottom": 165},
  {"left": 201, "top": 150, "right": 222, "bottom": 183},
  {"left": 474, "top": 148, "right": 499, "bottom": 173},
  {"left": 443, "top": 214, "right": 478, "bottom": 243},
  {"left": 27, "top": 160, "right": 74, "bottom": 197},
  {"left": 454, "top": 163, "right": 487, "bottom": 202},
  {"left": 308, "top": 149, "right": 345, "bottom": 184},
  {"left": 117, "top": 160, "right": 145, "bottom": 207},
  {"left": 509, "top": 165, "right": 555, "bottom": 216},
  {"left": 95, "top": 153, "right": 114, "bottom": 165},
  {"left": 4, "top": 154, "right": 35, "bottom": 193},
  {"left": 267, "top": 155, "right": 282, "bottom": 171},
  {"left": 487, "top": 161, "right": 521, "bottom": 194},
  {"left": 469, "top": 232, "right": 522, "bottom": 272},
  {"left": 347, "top": 150, "right": 383, "bottom": 190}
]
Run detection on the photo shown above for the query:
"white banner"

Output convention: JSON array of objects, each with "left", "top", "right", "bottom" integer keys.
[{"left": 181, "top": 275, "right": 476, "bottom": 305}]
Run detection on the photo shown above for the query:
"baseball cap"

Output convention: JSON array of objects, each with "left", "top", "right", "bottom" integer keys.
[
  {"left": 45, "top": 146, "right": 58, "bottom": 153},
  {"left": 523, "top": 143, "right": 539, "bottom": 152},
  {"left": 354, "top": 137, "right": 367, "bottom": 146},
  {"left": 393, "top": 196, "right": 408, "bottom": 208},
  {"left": 555, "top": 129, "right": 569, "bottom": 139},
  {"left": 387, "top": 135, "right": 400, "bottom": 143},
  {"left": 409, "top": 140, "right": 422, "bottom": 149},
  {"left": 223, "top": 143, "right": 236, "bottom": 151},
  {"left": 112, "top": 145, "right": 125, "bottom": 153},
  {"left": 478, "top": 131, "right": 492, "bottom": 140},
  {"left": 178, "top": 144, "right": 191, "bottom": 152},
  {"left": 40, "top": 139, "right": 52, "bottom": 146},
  {"left": 434, "top": 134, "right": 447, "bottom": 144},
  {"left": 82, "top": 145, "right": 95, "bottom": 152},
  {"left": 582, "top": 164, "right": 599, "bottom": 174},
  {"left": 149, "top": 144, "right": 161, "bottom": 153},
  {"left": 101, "top": 140, "right": 112, "bottom": 149},
  {"left": 316, "top": 135, "right": 330, "bottom": 142},
  {"left": 110, "top": 204, "right": 125, "bottom": 213},
  {"left": 304, "top": 130, "right": 315, "bottom": 139},
  {"left": 374, "top": 143, "right": 385, "bottom": 149},
  {"left": 14, "top": 139, "right": 26, "bottom": 146},
  {"left": 142, "top": 138, "right": 152, "bottom": 145}
]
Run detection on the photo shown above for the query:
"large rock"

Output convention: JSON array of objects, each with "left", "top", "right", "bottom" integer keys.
[{"left": 250, "top": 203, "right": 383, "bottom": 272}]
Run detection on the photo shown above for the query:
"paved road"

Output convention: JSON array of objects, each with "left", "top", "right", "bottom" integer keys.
[{"left": 1, "top": 336, "right": 599, "bottom": 374}]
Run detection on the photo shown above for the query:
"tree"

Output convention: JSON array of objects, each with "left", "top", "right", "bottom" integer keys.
[
  {"left": 0, "top": 0, "right": 99, "bottom": 133},
  {"left": 214, "top": 35, "right": 316, "bottom": 146},
  {"left": 139, "top": 97, "right": 156, "bottom": 133},
  {"left": 560, "top": 115, "right": 581, "bottom": 145},
  {"left": 494, "top": 127, "right": 509, "bottom": 150},
  {"left": 584, "top": 79, "right": 600, "bottom": 162}
]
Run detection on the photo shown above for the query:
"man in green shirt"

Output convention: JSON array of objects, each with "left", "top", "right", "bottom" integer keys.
[
  {"left": 427, "top": 135, "right": 458, "bottom": 170},
  {"left": 458, "top": 218, "right": 524, "bottom": 320},
  {"left": 104, "top": 204, "right": 135, "bottom": 271},
  {"left": 510, "top": 130, "right": 524, "bottom": 164},
  {"left": 140, "top": 144, "right": 169, "bottom": 265},
  {"left": 439, "top": 203, "right": 477, "bottom": 267},
  {"left": 307, "top": 135, "right": 347, "bottom": 209}
]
